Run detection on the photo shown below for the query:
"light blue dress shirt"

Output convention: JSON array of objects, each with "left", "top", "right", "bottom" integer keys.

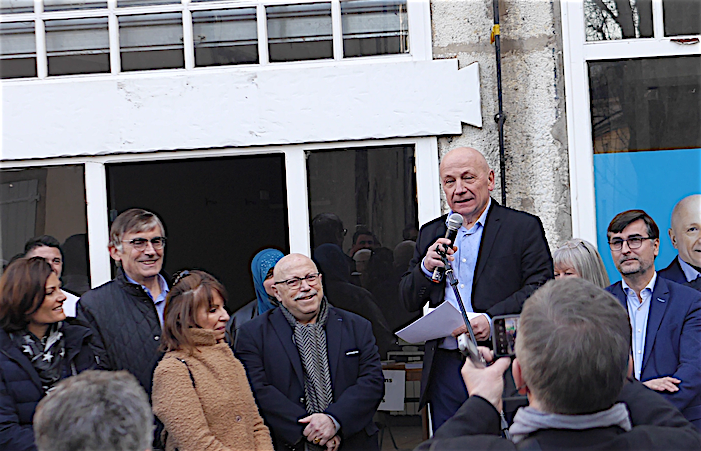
[
  {"left": 679, "top": 257, "right": 701, "bottom": 283},
  {"left": 623, "top": 272, "right": 657, "bottom": 380},
  {"left": 125, "top": 273, "right": 170, "bottom": 327},
  {"left": 422, "top": 199, "right": 492, "bottom": 349}
]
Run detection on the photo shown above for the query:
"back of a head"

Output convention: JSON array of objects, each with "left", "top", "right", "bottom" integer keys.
[
  {"left": 311, "top": 213, "right": 344, "bottom": 248},
  {"left": 553, "top": 239, "right": 610, "bottom": 288},
  {"left": 34, "top": 370, "right": 152, "bottom": 451},
  {"left": 516, "top": 278, "right": 631, "bottom": 415}
]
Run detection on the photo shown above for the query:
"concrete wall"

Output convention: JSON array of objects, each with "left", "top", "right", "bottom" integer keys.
[{"left": 431, "top": 0, "right": 571, "bottom": 249}]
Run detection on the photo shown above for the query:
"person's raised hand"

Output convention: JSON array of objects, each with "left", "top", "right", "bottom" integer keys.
[
  {"left": 461, "top": 346, "right": 510, "bottom": 411},
  {"left": 424, "top": 238, "right": 456, "bottom": 272}
]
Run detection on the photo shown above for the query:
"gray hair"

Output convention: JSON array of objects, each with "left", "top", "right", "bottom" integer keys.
[
  {"left": 34, "top": 371, "right": 153, "bottom": 451},
  {"left": 516, "top": 278, "right": 630, "bottom": 415},
  {"left": 109, "top": 208, "right": 164, "bottom": 252},
  {"left": 553, "top": 239, "right": 610, "bottom": 288}
]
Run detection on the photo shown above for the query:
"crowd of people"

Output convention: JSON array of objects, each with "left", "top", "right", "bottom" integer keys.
[{"left": 0, "top": 146, "right": 700, "bottom": 451}]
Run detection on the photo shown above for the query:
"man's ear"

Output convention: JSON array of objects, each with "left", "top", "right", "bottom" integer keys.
[
  {"left": 669, "top": 227, "right": 677, "bottom": 249},
  {"left": 272, "top": 285, "right": 283, "bottom": 302},
  {"left": 513, "top": 358, "right": 528, "bottom": 395},
  {"left": 108, "top": 246, "right": 122, "bottom": 262}
]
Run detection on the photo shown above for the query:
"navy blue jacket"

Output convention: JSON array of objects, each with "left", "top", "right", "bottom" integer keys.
[
  {"left": 0, "top": 319, "right": 98, "bottom": 451},
  {"left": 607, "top": 276, "right": 701, "bottom": 428},
  {"left": 235, "top": 306, "right": 384, "bottom": 451},
  {"left": 659, "top": 257, "right": 692, "bottom": 285}
]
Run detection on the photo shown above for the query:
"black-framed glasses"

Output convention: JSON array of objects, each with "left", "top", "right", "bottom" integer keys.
[
  {"left": 274, "top": 273, "right": 321, "bottom": 289},
  {"left": 608, "top": 236, "right": 654, "bottom": 251},
  {"left": 122, "top": 236, "right": 167, "bottom": 251}
]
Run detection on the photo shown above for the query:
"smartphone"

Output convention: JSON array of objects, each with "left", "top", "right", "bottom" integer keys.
[{"left": 492, "top": 314, "right": 519, "bottom": 358}]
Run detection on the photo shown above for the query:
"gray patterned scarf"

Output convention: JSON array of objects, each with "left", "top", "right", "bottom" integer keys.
[
  {"left": 509, "top": 403, "right": 632, "bottom": 443},
  {"left": 281, "top": 297, "right": 333, "bottom": 451},
  {"left": 10, "top": 322, "right": 66, "bottom": 394}
]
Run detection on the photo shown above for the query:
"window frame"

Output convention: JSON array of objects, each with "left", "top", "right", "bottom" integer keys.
[
  {"left": 0, "top": 0, "right": 429, "bottom": 78},
  {"left": 0, "top": 137, "right": 440, "bottom": 288},
  {"left": 560, "top": 0, "right": 700, "bottom": 245}
]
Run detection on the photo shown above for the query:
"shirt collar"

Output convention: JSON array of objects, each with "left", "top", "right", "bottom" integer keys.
[
  {"left": 678, "top": 256, "right": 701, "bottom": 282},
  {"left": 622, "top": 271, "right": 657, "bottom": 298},
  {"left": 125, "top": 273, "right": 169, "bottom": 301},
  {"left": 447, "top": 198, "right": 492, "bottom": 232}
]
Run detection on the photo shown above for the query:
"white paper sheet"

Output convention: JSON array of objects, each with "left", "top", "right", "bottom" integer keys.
[{"left": 395, "top": 302, "right": 481, "bottom": 344}]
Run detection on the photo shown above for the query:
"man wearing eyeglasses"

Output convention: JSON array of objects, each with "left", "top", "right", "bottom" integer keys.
[
  {"left": 77, "top": 208, "right": 170, "bottom": 402},
  {"left": 235, "top": 253, "right": 384, "bottom": 451},
  {"left": 605, "top": 209, "right": 701, "bottom": 430}
]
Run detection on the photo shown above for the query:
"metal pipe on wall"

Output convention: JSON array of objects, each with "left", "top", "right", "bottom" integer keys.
[{"left": 491, "top": 0, "right": 507, "bottom": 206}]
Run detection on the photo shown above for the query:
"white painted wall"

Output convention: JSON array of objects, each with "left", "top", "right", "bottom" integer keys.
[{"left": 1, "top": 59, "right": 481, "bottom": 160}]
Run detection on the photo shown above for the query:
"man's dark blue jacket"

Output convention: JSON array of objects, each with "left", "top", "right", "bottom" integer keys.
[
  {"left": 235, "top": 305, "right": 384, "bottom": 451},
  {"left": 607, "top": 276, "right": 701, "bottom": 429}
]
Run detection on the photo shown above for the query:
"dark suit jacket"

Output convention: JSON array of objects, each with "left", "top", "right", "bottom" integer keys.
[
  {"left": 659, "top": 257, "right": 690, "bottom": 284},
  {"left": 235, "top": 305, "right": 384, "bottom": 451},
  {"left": 399, "top": 201, "right": 553, "bottom": 407},
  {"left": 607, "top": 276, "right": 701, "bottom": 426},
  {"left": 414, "top": 379, "right": 701, "bottom": 450}
]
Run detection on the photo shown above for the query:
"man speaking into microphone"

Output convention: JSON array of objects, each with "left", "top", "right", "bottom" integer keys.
[{"left": 399, "top": 147, "right": 552, "bottom": 431}]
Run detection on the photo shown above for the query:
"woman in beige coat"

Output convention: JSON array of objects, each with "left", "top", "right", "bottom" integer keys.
[{"left": 152, "top": 270, "right": 273, "bottom": 451}]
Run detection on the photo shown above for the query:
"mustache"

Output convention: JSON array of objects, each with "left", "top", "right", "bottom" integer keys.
[{"left": 294, "top": 290, "right": 318, "bottom": 301}]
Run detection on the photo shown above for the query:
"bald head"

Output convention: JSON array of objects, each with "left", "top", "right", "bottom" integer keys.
[
  {"left": 274, "top": 254, "right": 317, "bottom": 279},
  {"left": 439, "top": 147, "right": 495, "bottom": 227},
  {"left": 440, "top": 147, "right": 490, "bottom": 175},
  {"left": 272, "top": 254, "right": 324, "bottom": 324},
  {"left": 669, "top": 194, "right": 701, "bottom": 269}
]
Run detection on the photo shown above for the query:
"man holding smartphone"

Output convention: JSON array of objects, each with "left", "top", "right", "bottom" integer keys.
[
  {"left": 399, "top": 147, "right": 552, "bottom": 431},
  {"left": 417, "top": 278, "right": 701, "bottom": 450}
]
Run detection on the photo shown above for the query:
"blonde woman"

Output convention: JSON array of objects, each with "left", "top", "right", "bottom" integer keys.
[
  {"left": 553, "top": 239, "right": 610, "bottom": 288},
  {"left": 152, "top": 270, "right": 273, "bottom": 451}
]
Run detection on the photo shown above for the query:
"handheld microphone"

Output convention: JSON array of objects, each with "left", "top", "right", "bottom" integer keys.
[{"left": 431, "top": 213, "right": 464, "bottom": 282}]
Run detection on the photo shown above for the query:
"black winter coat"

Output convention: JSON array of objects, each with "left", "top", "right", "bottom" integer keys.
[
  {"left": 417, "top": 379, "right": 701, "bottom": 450},
  {"left": 76, "top": 268, "right": 168, "bottom": 397},
  {"left": 0, "top": 319, "right": 98, "bottom": 451}
]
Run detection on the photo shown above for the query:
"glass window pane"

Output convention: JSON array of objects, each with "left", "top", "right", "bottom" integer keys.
[
  {"left": 0, "top": 165, "right": 92, "bottom": 297},
  {"left": 117, "top": 0, "right": 180, "bottom": 6},
  {"left": 119, "top": 13, "right": 184, "bottom": 71},
  {"left": 0, "top": 21, "right": 36, "bottom": 79},
  {"left": 589, "top": 56, "right": 700, "bottom": 153},
  {"left": 664, "top": 0, "right": 700, "bottom": 36},
  {"left": 584, "top": 0, "right": 653, "bottom": 41},
  {"left": 106, "top": 155, "right": 289, "bottom": 313},
  {"left": 307, "top": 145, "right": 420, "bottom": 360},
  {"left": 46, "top": 17, "right": 110, "bottom": 76},
  {"left": 44, "top": 0, "right": 107, "bottom": 11},
  {"left": 0, "top": 0, "right": 33, "bottom": 14},
  {"left": 589, "top": 56, "right": 701, "bottom": 282},
  {"left": 192, "top": 8, "right": 258, "bottom": 67},
  {"left": 341, "top": 0, "right": 408, "bottom": 57},
  {"left": 267, "top": 3, "right": 332, "bottom": 62}
]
